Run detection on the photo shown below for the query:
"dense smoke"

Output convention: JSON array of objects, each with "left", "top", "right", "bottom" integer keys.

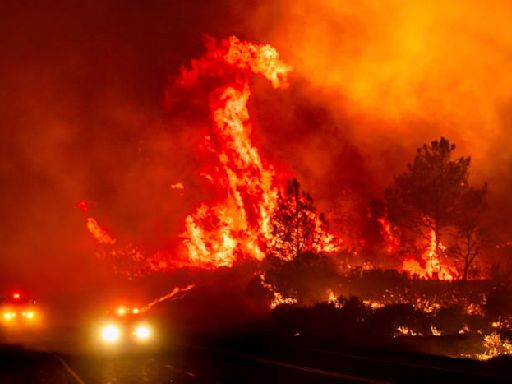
[
  {"left": 1, "top": 1, "right": 512, "bottom": 297},
  {"left": 245, "top": 0, "right": 512, "bottom": 239}
]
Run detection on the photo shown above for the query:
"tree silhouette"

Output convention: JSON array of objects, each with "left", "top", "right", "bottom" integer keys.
[
  {"left": 267, "top": 178, "right": 338, "bottom": 304},
  {"left": 451, "top": 185, "right": 487, "bottom": 279},
  {"left": 266, "top": 251, "right": 340, "bottom": 305},
  {"left": 385, "top": 137, "right": 487, "bottom": 277},
  {"left": 270, "top": 178, "right": 329, "bottom": 261}
]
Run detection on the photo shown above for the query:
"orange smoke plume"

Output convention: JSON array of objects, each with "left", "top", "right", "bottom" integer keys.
[{"left": 247, "top": 0, "right": 512, "bottom": 187}]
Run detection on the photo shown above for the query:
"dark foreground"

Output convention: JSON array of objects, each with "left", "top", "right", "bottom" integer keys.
[{"left": 1, "top": 328, "right": 512, "bottom": 384}]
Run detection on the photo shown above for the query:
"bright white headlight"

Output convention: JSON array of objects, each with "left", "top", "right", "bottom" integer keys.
[
  {"left": 22, "top": 311, "right": 35, "bottom": 319},
  {"left": 100, "top": 324, "right": 121, "bottom": 343},
  {"left": 2, "top": 311, "right": 16, "bottom": 321},
  {"left": 133, "top": 325, "right": 152, "bottom": 341}
]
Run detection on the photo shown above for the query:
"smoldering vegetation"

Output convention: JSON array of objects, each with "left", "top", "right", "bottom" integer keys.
[{"left": 103, "top": 265, "right": 512, "bottom": 363}]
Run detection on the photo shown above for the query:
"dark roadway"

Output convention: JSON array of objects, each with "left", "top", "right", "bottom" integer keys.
[{"left": 1, "top": 329, "right": 512, "bottom": 384}]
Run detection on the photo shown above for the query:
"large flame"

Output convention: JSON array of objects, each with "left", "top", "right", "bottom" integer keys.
[
  {"left": 79, "top": 36, "right": 340, "bottom": 272},
  {"left": 376, "top": 212, "right": 400, "bottom": 255},
  {"left": 179, "top": 36, "right": 338, "bottom": 267},
  {"left": 402, "top": 229, "right": 458, "bottom": 281}
]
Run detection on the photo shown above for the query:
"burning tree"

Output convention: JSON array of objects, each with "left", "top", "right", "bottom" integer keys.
[
  {"left": 385, "top": 137, "right": 487, "bottom": 279},
  {"left": 269, "top": 178, "right": 332, "bottom": 260},
  {"left": 265, "top": 178, "right": 340, "bottom": 304}
]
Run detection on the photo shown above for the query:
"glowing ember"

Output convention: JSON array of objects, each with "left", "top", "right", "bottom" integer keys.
[
  {"left": 77, "top": 200, "right": 89, "bottom": 213},
  {"left": 430, "top": 325, "right": 442, "bottom": 336},
  {"left": 259, "top": 274, "right": 297, "bottom": 309},
  {"left": 141, "top": 284, "right": 195, "bottom": 312},
  {"left": 376, "top": 213, "right": 399, "bottom": 254},
  {"left": 395, "top": 326, "right": 420, "bottom": 336},
  {"left": 475, "top": 333, "right": 512, "bottom": 361},
  {"left": 78, "top": 207, "right": 174, "bottom": 276},
  {"left": 458, "top": 324, "right": 470, "bottom": 334},
  {"left": 171, "top": 182, "right": 185, "bottom": 190},
  {"left": 327, "top": 289, "right": 342, "bottom": 308},
  {"left": 86, "top": 217, "right": 117, "bottom": 245},
  {"left": 363, "top": 300, "right": 386, "bottom": 310},
  {"left": 327, "top": 289, "right": 336, "bottom": 303},
  {"left": 269, "top": 292, "right": 298, "bottom": 310}
]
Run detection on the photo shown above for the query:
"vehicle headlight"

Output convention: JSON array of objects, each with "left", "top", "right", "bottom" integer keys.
[
  {"left": 133, "top": 325, "right": 152, "bottom": 341},
  {"left": 22, "top": 311, "right": 35, "bottom": 319},
  {"left": 2, "top": 311, "right": 16, "bottom": 321},
  {"left": 100, "top": 324, "right": 121, "bottom": 343}
]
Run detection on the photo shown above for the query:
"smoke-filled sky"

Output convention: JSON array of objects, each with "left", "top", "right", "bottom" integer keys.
[{"left": 1, "top": 0, "right": 512, "bottom": 295}]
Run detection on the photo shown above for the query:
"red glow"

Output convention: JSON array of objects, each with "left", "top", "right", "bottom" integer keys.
[{"left": 77, "top": 201, "right": 89, "bottom": 213}]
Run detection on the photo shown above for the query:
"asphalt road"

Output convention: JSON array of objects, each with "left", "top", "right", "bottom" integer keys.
[{"left": 1, "top": 329, "right": 512, "bottom": 383}]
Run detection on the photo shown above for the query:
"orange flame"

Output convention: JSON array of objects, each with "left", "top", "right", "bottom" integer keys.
[
  {"left": 85, "top": 217, "right": 117, "bottom": 245},
  {"left": 79, "top": 36, "right": 340, "bottom": 273},
  {"left": 402, "top": 229, "right": 458, "bottom": 280},
  {"left": 180, "top": 36, "right": 338, "bottom": 267},
  {"left": 376, "top": 215, "right": 400, "bottom": 254},
  {"left": 171, "top": 182, "right": 184, "bottom": 190},
  {"left": 141, "top": 284, "right": 195, "bottom": 312}
]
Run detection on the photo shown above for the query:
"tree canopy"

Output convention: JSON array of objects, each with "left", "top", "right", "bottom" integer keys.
[
  {"left": 269, "top": 178, "right": 329, "bottom": 260},
  {"left": 266, "top": 178, "right": 339, "bottom": 304},
  {"left": 384, "top": 137, "right": 487, "bottom": 278}
]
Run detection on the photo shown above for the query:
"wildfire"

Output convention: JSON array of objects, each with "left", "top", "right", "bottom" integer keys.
[
  {"left": 430, "top": 325, "right": 442, "bottom": 336},
  {"left": 363, "top": 299, "right": 386, "bottom": 310},
  {"left": 475, "top": 333, "right": 512, "bottom": 361},
  {"left": 327, "top": 289, "right": 342, "bottom": 308},
  {"left": 141, "top": 284, "right": 195, "bottom": 312},
  {"left": 395, "top": 326, "right": 420, "bottom": 336},
  {"left": 178, "top": 36, "right": 339, "bottom": 267},
  {"left": 86, "top": 217, "right": 117, "bottom": 245},
  {"left": 171, "top": 182, "right": 185, "bottom": 191},
  {"left": 78, "top": 206, "right": 173, "bottom": 276},
  {"left": 177, "top": 37, "right": 289, "bottom": 267},
  {"left": 402, "top": 229, "right": 458, "bottom": 280},
  {"left": 376, "top": 214, "right": 399, "bottom": 254},
  {"left": 78, "top": 200, "right": 116, "bottom": 245},
  {"left": 259, "top": 274, "right": 297, "bottom": 309},
  {"left": 78, "top": 36, "right": 340, "bottom": 274}
]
